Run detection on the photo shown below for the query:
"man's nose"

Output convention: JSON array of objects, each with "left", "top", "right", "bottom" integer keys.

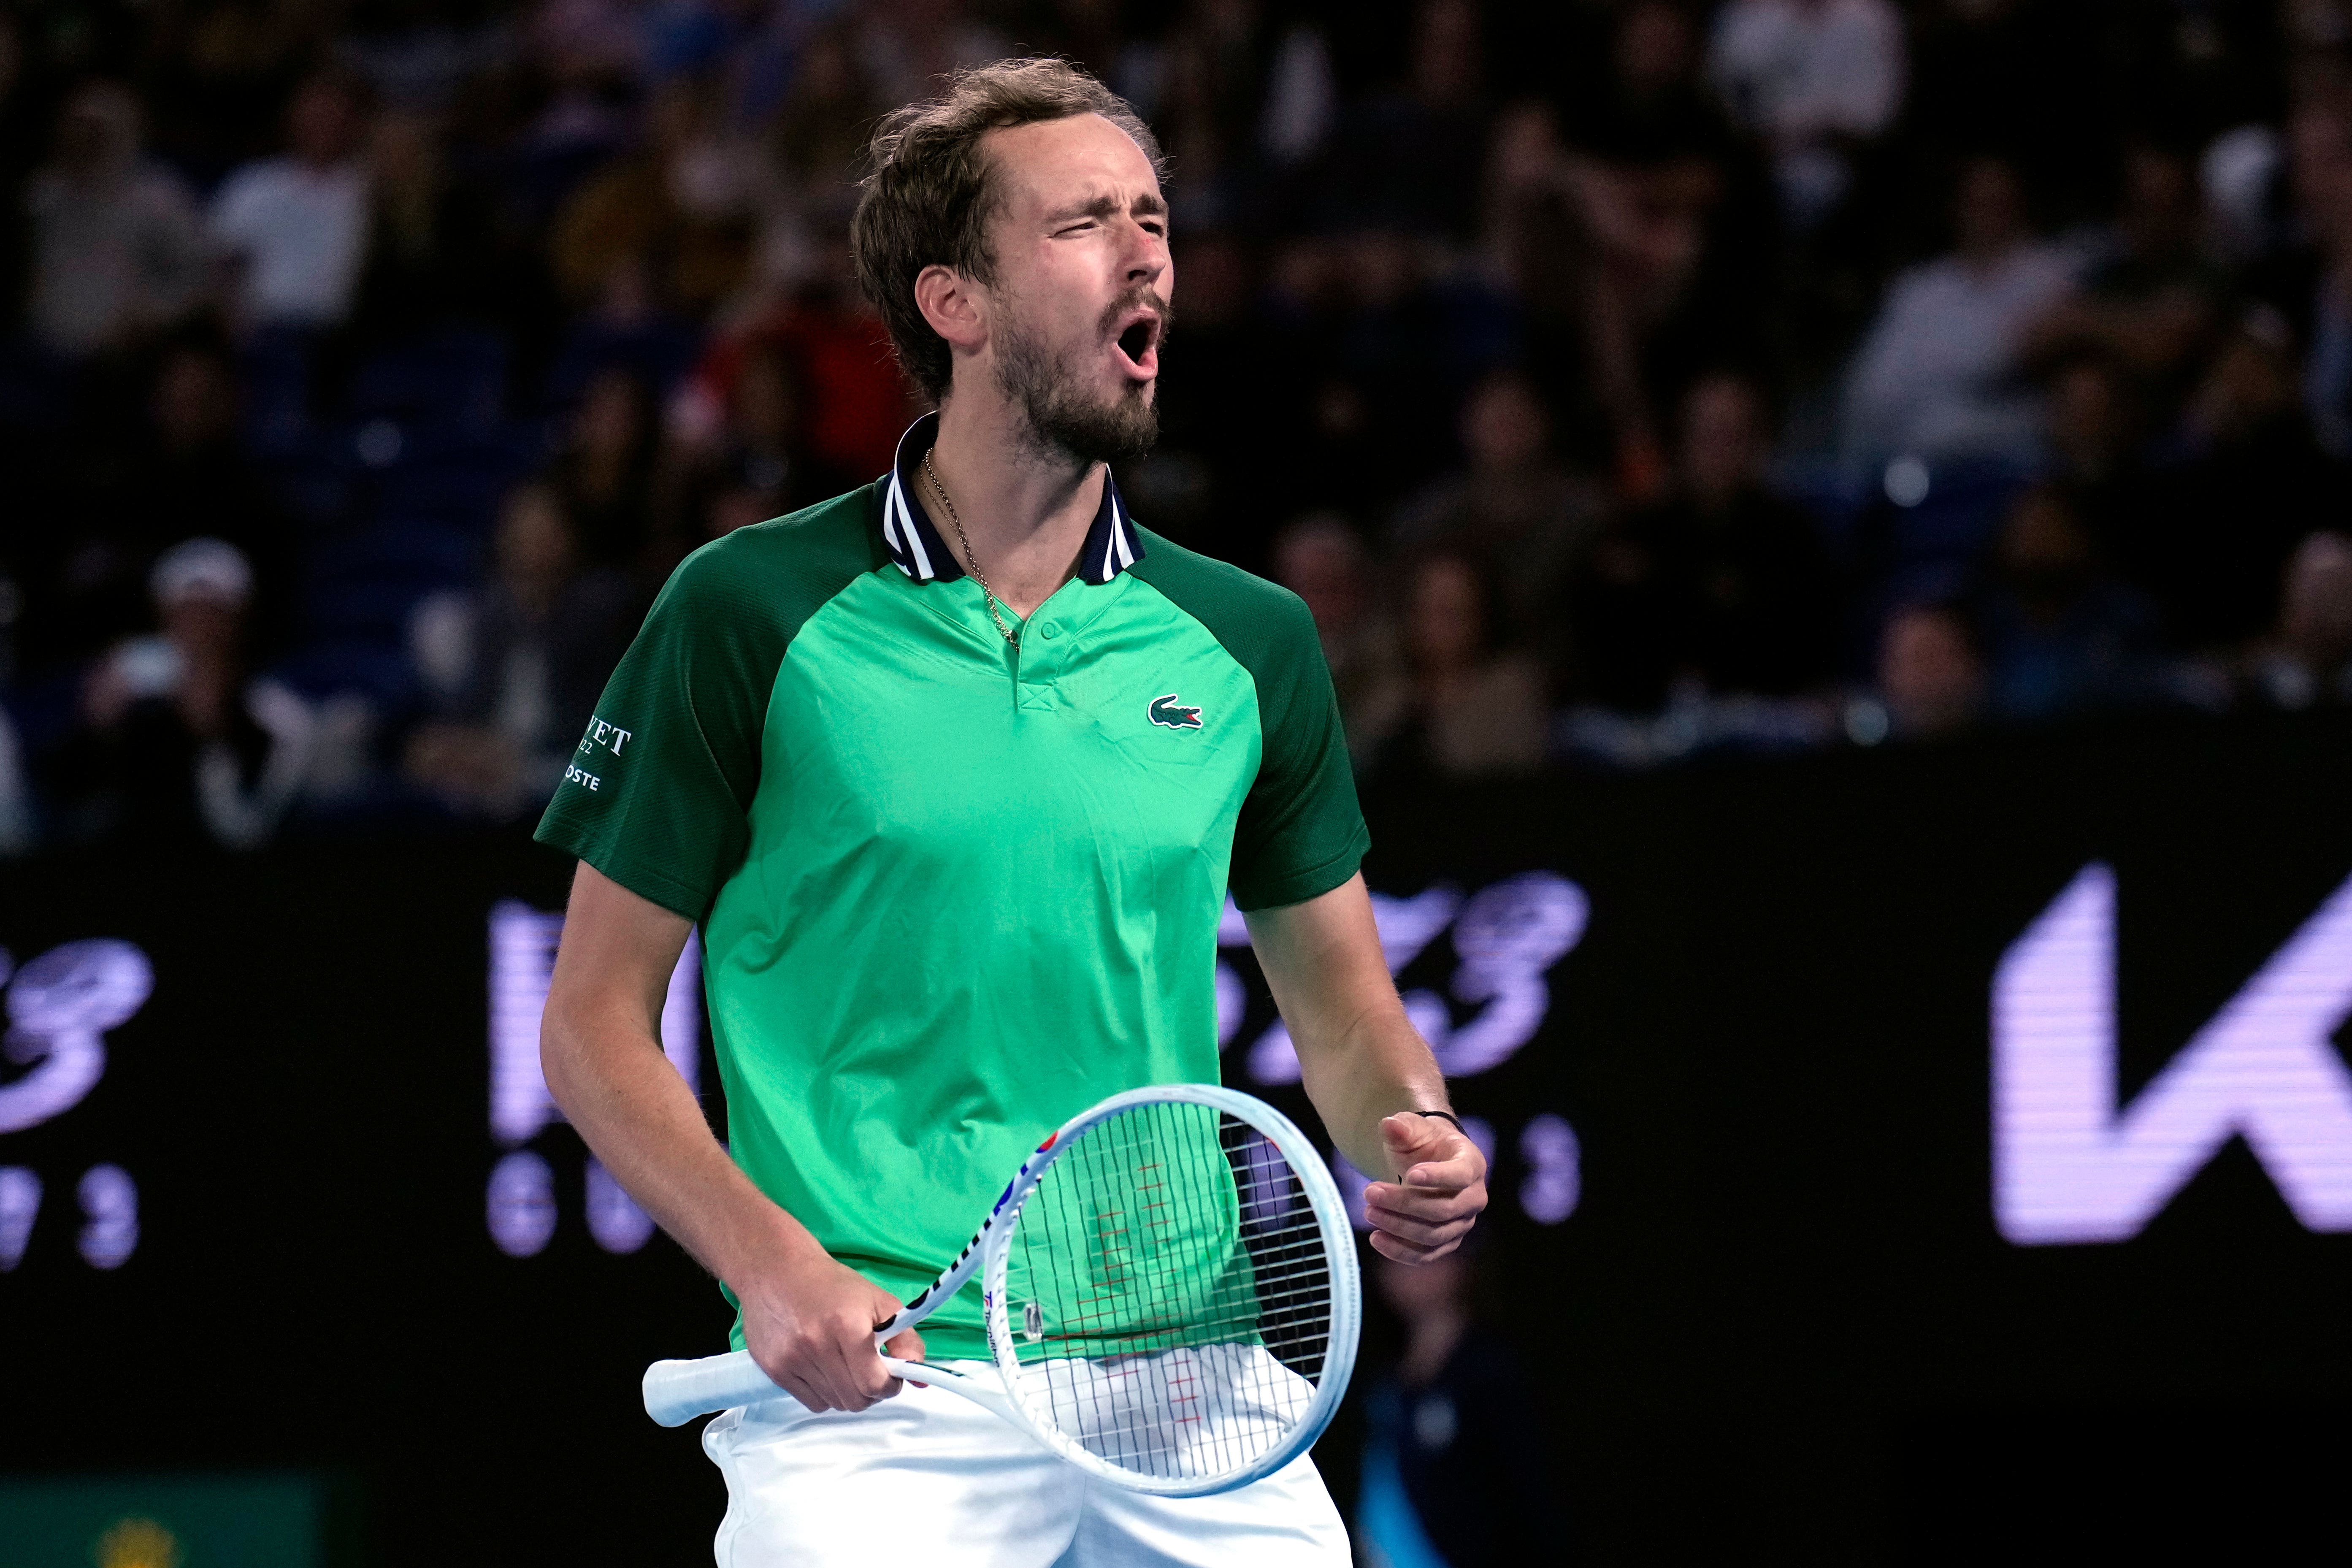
[{"left": 1120, "top": 221, "right": 1168, "bottom": 284}]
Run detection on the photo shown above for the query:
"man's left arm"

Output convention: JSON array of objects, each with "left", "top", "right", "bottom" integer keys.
[{"left": 1247, "top": 872, "right": 1488, "bottom": 1263}]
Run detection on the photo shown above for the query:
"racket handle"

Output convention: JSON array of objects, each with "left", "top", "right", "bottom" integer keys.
[
  {"left": 641, "top": 1351, "right": 1006, "bottom": 1428},
  {"left": 642, "top": 1350, "right": 780, "bottom": 1427}
]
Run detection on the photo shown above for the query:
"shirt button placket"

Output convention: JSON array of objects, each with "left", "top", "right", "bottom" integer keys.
[{"left": 1018, "top": 622, "right": 1064, "bottom": 711}]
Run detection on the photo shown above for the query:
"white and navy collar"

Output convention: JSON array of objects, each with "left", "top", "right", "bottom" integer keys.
[{"left": 877, "top": 412, "right": 1145, "bottom": 587}]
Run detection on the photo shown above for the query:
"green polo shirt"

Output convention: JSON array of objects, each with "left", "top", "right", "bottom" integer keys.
[{"left": 536, "top": 414, "right": 1368, "bottom": 1358}]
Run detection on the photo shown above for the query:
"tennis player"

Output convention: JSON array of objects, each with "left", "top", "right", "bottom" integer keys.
[{"left": 536, "top": 57, "right": 1487, "bottom": 1565}]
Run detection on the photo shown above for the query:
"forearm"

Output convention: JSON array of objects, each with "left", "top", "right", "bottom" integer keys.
[
  {"left": 1250, "top": 875, "right": 1486, "bottom": 1262},
  {"left": 542, "top": 863, "right": 913, "bottom": 1407},
  {"left": 1296, "top": 999, "right": 1452, "bottom": 1180},
  {"left": 543, "top": 1004, "right": 820, "bottom": 1297},
  {"left": 1247, "top": 875, "right": 1453, "bottom": 1177}
]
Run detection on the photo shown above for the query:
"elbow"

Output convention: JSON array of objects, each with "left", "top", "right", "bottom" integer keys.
[{"left": 539, "top": 991, "right": 588, "bottom": 1119}]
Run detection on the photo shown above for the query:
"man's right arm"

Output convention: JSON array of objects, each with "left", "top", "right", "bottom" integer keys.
[{"left": 540, "top": 860, "right": 922, "bottom": 1410}]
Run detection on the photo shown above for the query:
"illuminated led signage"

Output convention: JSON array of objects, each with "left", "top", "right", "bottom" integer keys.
[
  {"left": 1227, "top": 875, "right": 1589, "bottom": 1228},
  {"left": 485, "top": 902, "right": 701, "bottom": 1257},
  {"left": 1993, "top": 863, "right": 2352, "bottom": 1244},
  {"left": 0, "top": 939, "right": 154, "bottom": 1271}
]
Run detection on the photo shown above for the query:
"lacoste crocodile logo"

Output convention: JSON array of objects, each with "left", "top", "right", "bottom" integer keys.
[{"left": 1148, "top": 694, "right": 1204, "bottom": 729}]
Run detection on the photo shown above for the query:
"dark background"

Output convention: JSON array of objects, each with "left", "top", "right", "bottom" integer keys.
[{"left": 5, "top": 710, "right": 2350, "bottom": 1564}]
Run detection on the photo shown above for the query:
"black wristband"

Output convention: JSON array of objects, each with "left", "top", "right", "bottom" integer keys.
[{"left": 1412, "top": 1109, "right": 1466, "bottom": 1135}]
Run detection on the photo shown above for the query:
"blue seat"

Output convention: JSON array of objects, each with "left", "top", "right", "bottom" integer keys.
[
  {"left": 1849, "top": 456, "right": 2032, "bottom": 616},
  {"left": 239, "top": 326, "right": 319, "bottom": 460},
  {"left": 272, "top": 637, "right": 421, "bottom": 711},
  {"left": 368, "top": 428, "right": 533, "bottom": 536},
  {"left": 0, "top": 336, "right": 74, "bottom": 435},
  {"left": 303, "top": 521, "right": 484, "bottom": 645},
  {"left": 348, "top": 329, "right": 512, "bottom": 430}
]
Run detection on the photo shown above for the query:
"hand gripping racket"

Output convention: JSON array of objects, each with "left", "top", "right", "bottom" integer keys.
[{"left": 642, "top": 1083, "right": 1362, "bottom": 1496}]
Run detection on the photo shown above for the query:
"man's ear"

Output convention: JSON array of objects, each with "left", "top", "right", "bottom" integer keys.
[{"left": 914, "top": 264, "right": 987, "bottom": 358}]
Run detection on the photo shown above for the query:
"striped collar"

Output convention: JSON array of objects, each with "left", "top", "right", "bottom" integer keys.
[{"left": 877, "top": 412, "right": 1145, "bottom": 587}]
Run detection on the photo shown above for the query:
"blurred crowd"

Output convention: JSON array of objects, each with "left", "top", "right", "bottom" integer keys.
[{"left": 2, "top": 0, "right": 2351, "bottom": 851}]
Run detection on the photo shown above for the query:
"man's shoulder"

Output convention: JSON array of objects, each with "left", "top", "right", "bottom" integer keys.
[
  {"left": 657, "top": 482, "right": 888, "bottom": 637},
  {"left": 1126, "top": 528, "right": 1320, "bottom": 674},
  {"left": 1129, "top": 529, "right": 1312, "bottom": 628},
  {"left": 672, "top": 484, "right": 885, "bottom": 589}
]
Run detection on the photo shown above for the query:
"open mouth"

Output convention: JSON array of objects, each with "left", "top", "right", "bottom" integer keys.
[{"left": 1112, "top": 310, "right": 1162, "bottom": 379}]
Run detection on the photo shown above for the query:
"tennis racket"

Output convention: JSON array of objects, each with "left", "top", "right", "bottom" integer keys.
[{"left": 642, "top": 1083, "right": 1362, "bottom": 1497}]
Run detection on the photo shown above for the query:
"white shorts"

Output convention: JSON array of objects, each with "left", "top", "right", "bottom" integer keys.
[{"left": 701, "top": 1359, "right": 1351, "bottom": 1567}]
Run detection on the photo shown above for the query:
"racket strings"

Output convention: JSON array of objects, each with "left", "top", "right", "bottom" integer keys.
[{"left": 1005, "top": 1102, "right": 1336, "bottom": 1482}]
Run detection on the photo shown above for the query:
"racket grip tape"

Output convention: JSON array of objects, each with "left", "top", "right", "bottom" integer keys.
[{"left": 642, "top": 1349, "right": 782, "bottom": 1427}]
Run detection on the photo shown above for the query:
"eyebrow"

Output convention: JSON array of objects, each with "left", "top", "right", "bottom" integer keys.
[{"left": 1046, "top": 192, "right": 1169, "bottom": 224}]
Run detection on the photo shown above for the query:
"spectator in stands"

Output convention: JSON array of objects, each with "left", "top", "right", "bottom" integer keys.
[
  {"left": 544, "top": 246, "right": 706, "bottom": 414},
  {"left": 4, "top": 0, "right": 2351, "bottom": 803},
  {"left": 1708, "top": 0, "right": 1905, "bottom": 232},
  {"left": 2284, "top": 104, "right": 2352, "bottom": 457},
  {"left": 0, "top": 11, "right": 37, "bottom": 320},
  {"left": 2242, "top": 531, "right": 2352, "bottom": 710},
  {"left": 551, "top": 366, "right": 660, "bottom": 569},
  {"left": 669, "top": 233, "right": 911, "bottom": 498},
  {"left": 405, "top": 483, "right": 634, "bottom": 819},
  {"left": 139, "top": 0, "right": 316, "bottom": 185},
  {"left": 1872, "top": 601, "right": 1986, "bottom": 740},
  {"left": 1900, "top": 0, "right": 2109, "bottom": 219},
  {"left": 1975, "top": 485, "right": 2157, "bottom": 722},
  {"left": 701, "top": 481, "right": 778, "bottom": 544},
  {"left": 1317, "top": 0, "right": 1491, "bottom": 241},
  {"left": 46, "top": 539, "right": 314, "bottom": 848},
  {"left": 24, "top": 82, "right": 210, "bottom": 357},
  {"left": 551, "top": 77, "right": 756, "bottom": 317},
  {"left": 1553, "top": 371, "right": 1841, "bottom": 714},
  {"left": 2024, "top": 144, "right": 2229, "bottom": 409},
  {"left": 2036, "top": 349, "right": 2160, "bottom": 611},
  {"left": 1393, "top": 370, "right": 1601, "bottom": 641},
  {"left": 1246, "top": 240, "right": 1445, "bottom": 525},
  {"left": 652, "top": 339, "right": 846, "bottom": 574},
  {"left": 1475, "top": 102, "right": 1587, "bottom": 407},
  {"left": 0, "top": 702, "right": 28, "bottom": 854},
  {"left": 211, "top": 68, "right": 375, "bottom": 333},
  {"left": 1841, "top": 157, "right": 2076, "bottom": 472},
  {"left": 1356, "top": 1246, "right": 1553, "bottom": 1567},
  {"left": 2041, "top": 353, "right": 2142, "bottom": 499},
  {"left": 47, "top": 339, "right": 291, "bottom": 663},
  {"left": 1271, "top": 514, "right": 1405, "bottom": 766},
  {"left": 1359, "top": 551, "right": 1548, "bottom": 780},
  {"left": 2123, "top": 314, "right": 2347, "bottom": 650},
  {"left": 765, "top": 19, "right": 886, "bottom": 208},
  {"left": 1554, "top": 501, "right": 1686, "bottom": 719},
  {"left": 1650, "top": 370, "right": 1841, "bottom": 698},
  {"left": 342, "top": 109, "right": 506, "bottom": 354},
  {"left": 1570, "top": 0, "right": 1743, "bottom": 167},
  {"left": 848, "top": 0, "right": 1012, "bottom": 114},
  {"left": 1558, "top": 0, "right": 1780, "bottom": 497},
  {"left": 1137, "top": 228, "right": 1271, "bottom": 566},
  {"left": 1141, "top": 0, "right": 1280, "bottom": 213}
]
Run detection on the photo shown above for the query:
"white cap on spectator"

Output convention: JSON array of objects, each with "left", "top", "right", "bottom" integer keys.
[{"left": 150, "top": 538, "right": 254, "bottom": 607}]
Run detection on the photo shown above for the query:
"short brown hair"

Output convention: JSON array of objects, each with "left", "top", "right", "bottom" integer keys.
[{"left": 851, "top": 58, "right": 1166, "bottom": 403}]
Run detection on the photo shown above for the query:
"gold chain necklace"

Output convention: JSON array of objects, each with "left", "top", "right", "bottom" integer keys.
[{"left": 923, "top": 449, "right": 1018, "bottom": 646}]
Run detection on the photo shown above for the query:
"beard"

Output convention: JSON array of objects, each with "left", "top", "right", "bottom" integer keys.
[{"left": 991, "top": 294, "right": 1167, "bottom": 466}]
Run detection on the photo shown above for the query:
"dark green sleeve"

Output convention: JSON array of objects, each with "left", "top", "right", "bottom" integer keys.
[
  {"left": 534, "top": 488, "right": 882, "bottom": 919},
  {"left": 1129, "top": 533, "right": 1371, "bottom": 910}
]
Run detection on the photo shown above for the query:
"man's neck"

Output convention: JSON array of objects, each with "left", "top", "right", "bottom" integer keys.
[{"left": 926, "top": 393, "right": 1106, "bottom": 620}]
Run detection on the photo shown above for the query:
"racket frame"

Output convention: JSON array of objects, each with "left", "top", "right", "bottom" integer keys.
[
  {"left": 968, "top": 1082, "right": 1361, "bottom": 1496},
  {"left": 643, "top": 1084, "right": 1361, "bottom": 1498}
]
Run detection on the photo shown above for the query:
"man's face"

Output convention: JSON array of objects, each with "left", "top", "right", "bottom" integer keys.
[{"left": 972, "top": 114, "right": 1172, "bottom": 465}]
